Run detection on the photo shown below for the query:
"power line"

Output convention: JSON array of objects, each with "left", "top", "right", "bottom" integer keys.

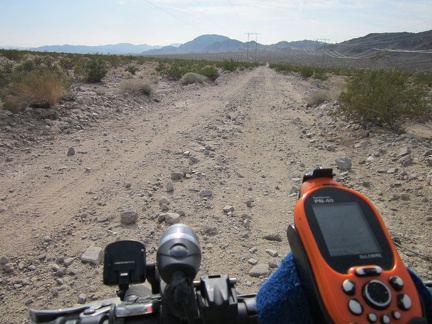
[
  {"left": 143, "top": 0, "right": 199, "bottom": 30},
  {"left": 183, "top": 0, "right": 228, "bottom": 34},
  {"left": 227, "top": 0, "right": 247, "bottom": 32},
  {"left": 245, "top": 33, "right": 259, "bottom": 61}
]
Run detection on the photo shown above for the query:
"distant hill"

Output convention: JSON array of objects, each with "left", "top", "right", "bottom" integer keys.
[
  {"left": 324, "top": 30, "right": 432, "bottom": 54},
  {"left": 270, "top": 40, "right": 324, "bottom": 50},
  {"left": 144, "top": 34, "right": 321, "bottom": 54},
  {"left": 28, "top": 43, "right": 164, "bottom": 54},
  {"left": 179, "top": 35, "right": 232, "bottom": 52},
  {"left": 144, "top": 35, "right": 242, "bottom": 54}
]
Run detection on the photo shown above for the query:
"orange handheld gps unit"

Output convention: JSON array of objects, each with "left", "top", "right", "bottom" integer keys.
[{"left": 287, "top": 168, "right": 426, "bottom": 323}]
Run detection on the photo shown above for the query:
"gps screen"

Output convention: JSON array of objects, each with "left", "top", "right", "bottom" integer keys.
[{"left": 312, "top": 202, "right": 382, "bottom": 257}]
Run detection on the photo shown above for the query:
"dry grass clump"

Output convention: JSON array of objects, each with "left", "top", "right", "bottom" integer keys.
[
  {"left": 307, "top": 90, "right": 330, "bottom": 107},
  {"left": 306, "top": 74, "right": 346, "bottom": 107},
  {"left": 118, "top": 79, "right": 153, "bottom": 96},
  {"left": 179, "top": 72, "right": 207, "bottom": 85},
  {"left": 307, "top": 88, "right": 343, "bottom": 107},
  {"left": 3, "top": 70, "right": 65, "bottom": 112}
]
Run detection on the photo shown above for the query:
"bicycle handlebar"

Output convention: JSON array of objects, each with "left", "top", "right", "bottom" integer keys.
[
  {"left": 30, "top": 275, "right": 258, "bottom": 323},
  {"left": 28, "top": 278, "right": 432, "bottom": 324},
  {"left": 28, "top": 168, "right": 432, "bottom": 323}
]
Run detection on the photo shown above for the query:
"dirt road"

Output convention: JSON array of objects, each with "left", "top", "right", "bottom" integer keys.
[{"left": 1, "top": 65, "right": 431, "bottom": 322}]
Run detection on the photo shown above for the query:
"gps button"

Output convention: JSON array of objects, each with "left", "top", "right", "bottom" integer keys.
[
  {"left": 397, "top": 294, "right": 412, "bottom": 310},
  {"left": 389, "top": 276, "right": 404, "bottom": 291},
  {"left": 342, "top": 279, "right": 356, "bottom": 295},
  {"left": 356, "top": 266, "right": 383, "bottom": 277},
  {"left": 348, "top": 299, "right": 363, "bottom": 315},
  {"left": 363, "top": 280, "right": 391, "bottom": 309}
]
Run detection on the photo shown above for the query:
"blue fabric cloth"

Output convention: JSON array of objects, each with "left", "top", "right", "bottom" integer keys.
[
  {"left": 256, "top": 252, "right": 432, "bottom": 323},
  {"left": 407, "top": 267, "right": 432, "bottom": 323}
]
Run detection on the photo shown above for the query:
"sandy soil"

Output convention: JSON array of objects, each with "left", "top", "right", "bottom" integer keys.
[{"left": 0, "top": 65, "right": 431, "bottom": 323}]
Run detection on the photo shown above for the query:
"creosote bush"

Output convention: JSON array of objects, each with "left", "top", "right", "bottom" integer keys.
[
  {"left": 84, "top": 56, "right": 108, "bottom": 83},
  {"left": 125, "top": 65, "right": 139, "bottom": 75},
  {"left": 155, "top": 59, "right": 219, "bottom": 81},
  {"left": 3, "top": 70, "right": 65, "bottom": 112},
  {"left": 179, "top": 72, "right": 207, "bottom": 85},
  {"left": 220, "top": 59, "right": 238, "bottom": 72},
  {"left": 200, "top": 66, "right": 219, "bottom": 81},
  {"left": 270, "top": 62, "right": 352, "bottom": 79},
  {"left": 336, "top": 69, "right": 431, "bottom": 132}
]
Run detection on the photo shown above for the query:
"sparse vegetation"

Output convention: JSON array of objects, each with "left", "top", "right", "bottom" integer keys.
[
  {"left": 1, "top": 49, "right": 430, "bottom": 136},
  {"left": 179, "top": 72, "right": 207, "bottom": 85},
  {"left": 336, "top": 69, "right": 431, "bottom": 132},
  {"left": 2, "top": 44, "right": 432, "bottom": 324},
  {"left": 219, "top": 58, "right": 242, "bottom": 72},
  {"left": 270, "top": 62, "right": 339, "bottom": 79},
  {"left": 125, "top": 64, "right": 139, "bottom": 75},
  {"left": 155, "top": 59, "right": 219, "bottom": 81},
  {"left": 0, "top": 59, "right": 14, "bottom": 89},
  {"left": 154, "top": 58, "right": 260, "bottom": 82},
  {"left": 118, "top": 79, "right": 153, "bottom": 96},
  {"left": 199, "top": 65, "right": 219, "bottom": 81},
  {"left": 3, "top": 70, "right": 65, "bottom": 112},
  {"left": 83, "top": 55, "right": 108, "bottom": 83},
  {"left": 307, "top": 90, "right": 330, "bottom": 107}
]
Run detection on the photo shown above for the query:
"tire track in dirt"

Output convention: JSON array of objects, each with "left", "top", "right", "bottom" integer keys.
[{"left": 0, "top": 67, "right": 284, "bottom": 257}]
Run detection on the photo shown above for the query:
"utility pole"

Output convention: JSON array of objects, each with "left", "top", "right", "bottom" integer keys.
[
  {"left": 315, "top": 38, "right": 329, "bottom": 65},
  {"left": 314, "top": 38, "right": 329, "bottom": 51},
  {"left": 245, "top": 32, "right": 259, "bottom": 62}
]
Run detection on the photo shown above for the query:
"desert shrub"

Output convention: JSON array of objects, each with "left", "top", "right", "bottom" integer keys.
[
  {"left": 155, "top": 58, "right": 260, "bottom": 81},
  {"left": 155, "top": 59, "right": 219, "bottom": 81},
  {"left": 58, "top": 55, "right": 76, "bottom": 71},
  {"left": 0, "top": 49, "right": 26, "bottom": 61},
  {"left": 118, "top": 79, "right": 153, "bottom": 96},
  {"left": 13, "top": 54, "right": 68, "bottom": 81},
  {"left": 270, "top": 63, "right": 349, "bottom": 79},
  {"left": 125, "top": 65, "right": 139, "bottom": 75},
  {"left": 14, "top": 55, "right": 38, "bottom": 73},
  {"left": 313, "top": 67, "right": 328, "bottom": 80},
  {"left": 155, "top": 59, "right": 187, "bottom": 80},
  {"left": 179, "top": 72, "right": 207, "bottom": 85},
  {"left": 270, "top": 63, "right": 316, "bottom": 78},
  {"left": 3, "top": 70, "right": 65, "bottom": 112},
  {"left": 217, "top": 59, "right": 261, "bottom": 71},
  {"left": 299, "top": 65, "right": 314, "bottom": 78},
  {"left": 414, "top": 72, "right": 432, "bottom": 87},
  {"left": 84, "top": 55, "right": 108, "bottom": 83},
  {"left": 0, "top": 53, "right": 73, "bottom": 105},
  {"left": 199, "top": 66, "right": 219, "bottom": 81},
  {"left": 0, "top": 60, "right": 14, "bottom": 89},
  {"left": 220, "top": 59, "right": 238, "bottom": 72},
  {"left": 104, "top": 55, "right": 123, "bottom": 68},
  {"left": 336, "top": 69, "right": 431, "bottom": 132}
]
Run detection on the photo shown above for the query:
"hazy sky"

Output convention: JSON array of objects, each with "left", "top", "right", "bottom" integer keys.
[{"left": 1, "top": 0, "right": 431, "bottom": 48}]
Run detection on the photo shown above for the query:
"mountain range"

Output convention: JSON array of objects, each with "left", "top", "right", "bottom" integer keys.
[
  {"left": 143, "top": 35, "right": 321, "bottom": 55},
  {"left": 325, "top": 30, "right": 432, "bottom": 54},
  {"left": 28, "top": 43, "right": 164, "bottom": 55},
  {"left": 23, "top": 30, "right": 432, "bottom": 55}
]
